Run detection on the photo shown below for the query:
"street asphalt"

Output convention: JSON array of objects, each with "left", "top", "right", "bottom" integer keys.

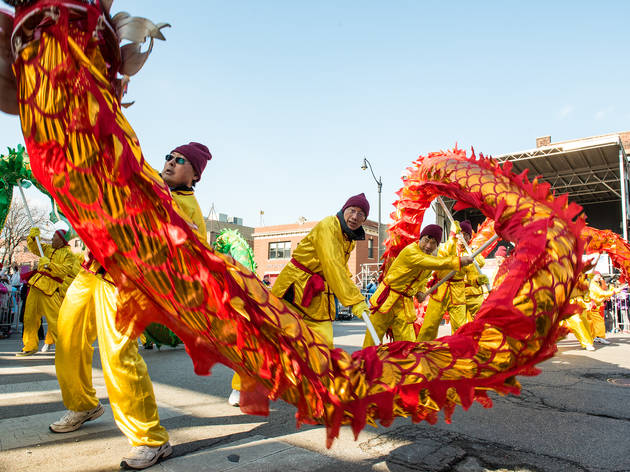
[{"left": 1, "top": 320, "right": 629, "bottom": 472}]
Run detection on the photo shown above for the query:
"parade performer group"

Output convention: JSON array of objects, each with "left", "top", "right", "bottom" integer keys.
[{"left": 1, "top": 1, "right": 627, "bottom": 471}]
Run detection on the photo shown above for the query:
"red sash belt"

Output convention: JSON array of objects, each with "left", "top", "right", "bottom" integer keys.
[
  {"left": 371, "top": 282, "right": 413, "bottom": 314},
  {"left": 290, "top": 257, "right": 325, "bottom": 307},
  {"left": 37, "top": 270, "right": 63, "bottom": 284}
]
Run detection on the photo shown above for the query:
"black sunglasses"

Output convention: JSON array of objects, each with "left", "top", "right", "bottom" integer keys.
[{"left": 165, "top": 154, "right": 190, "bottom": 165}]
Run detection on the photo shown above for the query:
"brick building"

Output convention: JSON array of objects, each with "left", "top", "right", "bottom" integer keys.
[
  {"left": 1, "top": 238, "right": 39, "bottom": 268},
  {"left": 253, "top": 218, "right": 382, "bottom": 287},
  {"left": 205, "top": 217, "right": 254, "bottom": 248}
]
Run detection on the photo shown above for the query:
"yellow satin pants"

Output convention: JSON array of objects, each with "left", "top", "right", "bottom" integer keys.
[
  {"left": 304, "top": 318, "right": 334, "bottom": 349},
  {"left": 466, "top": 293, "right": 484, "bottom": 320},
  {"left": 585, "top": 309, "right": 606, "bottom": 339},
  {"left": 55, "top": 269, "right": 168, "bottom": 447},
  {"left": 362, "top": 310, "right": 415, "bottom": 347},
  {"left": 22, "top": 287, "right": 62, "bottom": 352},
  {"left": 416, "top": 296, "right": 467, "bottom": 342},
  {"left": 562, "top": 312, "right": 594, "bottom": 348}
]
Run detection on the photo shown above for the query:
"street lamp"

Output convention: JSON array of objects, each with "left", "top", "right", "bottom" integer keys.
[{"left": 361, "top": 157, "right": 382, "bottom": 261}]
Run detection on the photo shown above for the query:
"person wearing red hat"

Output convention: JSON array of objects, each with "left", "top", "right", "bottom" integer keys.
[
  {"left": 50, "top": 142, "right": 212, "bottom": 469},
  {"left": 161, "top": 142, "right": 212, "bottom": 239},
  {"left": 228, "top": 194, "right": 372, "bottom": 406},
  {"left": 271, "top": 192, "right": 371, "bottom": 345},
  {"left": 363, "top": 224, "right": 473, "bottom": 347},
  {"left": 274, "top": 194, "right": 370, "bottom": 340},
  {"left": 16, "top": 227, "right": 76, "bottom": 356},
  {"left": 139, "top": 143, "right": 211, "bottom": 353},
  {"left": 417, "top": 220, "right": 486, "bottom": 341}
]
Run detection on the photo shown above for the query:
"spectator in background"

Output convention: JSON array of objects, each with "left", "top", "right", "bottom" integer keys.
[
  {"left": 365, "top": 275, "right": 378, "bottom": 303},
  {"left": 10, "top": 265, "right": 21, "bottom": 290},
  {"left": 262, "top": 274, "right": 271, "bottom": 287}
]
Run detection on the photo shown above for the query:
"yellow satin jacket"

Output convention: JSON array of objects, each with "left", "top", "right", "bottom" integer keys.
[
  {"left": 370, "top": 241, "right": 460, "bottom": 322},
  {"left": 589, "top": 278, "right": 616, "bottom": 307},
  {"left": 272, "top": 215, "right": 365, "bottom": 321},
  {"left": 172, "top": 188, "right": 207, "bottom": 241},
  {"left": 27, "top": 236, "right": 75, "bottom": 296}
]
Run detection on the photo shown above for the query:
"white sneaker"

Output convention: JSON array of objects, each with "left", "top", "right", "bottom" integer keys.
[
  {"left": 49, "top": 402, "right": 105, "bottom": 433},
  {"left": 41, "top": 343, "right": 54, "bottom": 352},
  {"left": 594, "top": 337, "right": 611, "bottom": 345},
  {"left": 228, "top": 389, "right": 240, "bottom": 407},
  {"left": 585, "top": 344, "right": 596, "bottom": 351},
  {"left": 120, "top": 442, "right": 172, "bottom": 469}
]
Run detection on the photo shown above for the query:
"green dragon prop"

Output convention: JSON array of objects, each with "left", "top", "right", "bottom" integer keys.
[{"left": 0, "top": 144, "right": 76, "bottom": 239}]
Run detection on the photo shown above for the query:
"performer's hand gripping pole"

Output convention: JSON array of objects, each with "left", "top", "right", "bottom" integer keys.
[
  {"left": 424, "top": 234, "right": 499, "bottom": 297},
  {"left": 17, "top": 181, "right": 44, "bottom": 257},
  {"left": 436, "top": 196, "right": 491, "bottom": 292},
  {"left": 362, "top": 311, "right": 381, "bottom": 345}
]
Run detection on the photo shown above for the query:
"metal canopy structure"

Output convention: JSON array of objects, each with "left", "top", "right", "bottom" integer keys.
[
  {"left": 435, "top": 133, "right": 630, "bottom": 249},
  {"left": 494, "top": 134, "right": 629, "bottom": 239},
  {"left": 495, "top": 136, "right": 625, "bottom": 204}
]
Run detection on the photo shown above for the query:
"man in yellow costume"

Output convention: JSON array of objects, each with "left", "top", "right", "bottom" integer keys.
[
  {"left": 363, "top": 224, "right": 473, "bottom": 347},
  {"left": 230, "top": 194, "right": 371, "bottom": 406},
  {"left": 271, "top": 193, "right": 370, "bottom": 344},
  {"left": 16, "top": 227, "right": 75, "bottom": 356},
  {"left": 417, "top": 220, "right": 487, "bottom": 341},
  {"left": 564, "top": 297, "right": 596, "bottom": 351},
  {"left": 50, "top": 142, "right": 211, "bottom": 470},
  {"left": 585, "top": 272, "right": 620, "bottom": 346}
]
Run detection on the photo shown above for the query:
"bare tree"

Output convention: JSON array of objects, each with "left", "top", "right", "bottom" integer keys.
[{"left": 1, "top": 200, "right": 50, "bottom": 266}]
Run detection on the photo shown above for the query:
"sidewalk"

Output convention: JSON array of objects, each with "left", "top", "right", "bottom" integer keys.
[{"left": 1, "top": 323, "right": 630, "bottom": 471}]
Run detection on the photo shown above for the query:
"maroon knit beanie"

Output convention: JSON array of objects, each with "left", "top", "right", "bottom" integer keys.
[
  {"left": 341, "top": 193, "right": 370, "bottom": 217},
  {"left": 420, "top": 224, "right": 443, "bottom": 242},
  {"left": 460, "top": 220, "right": 473, "bottom": 236},
  {"left": 171, "top": 142, "right": 212, "bottom": 179},
  {"left": 54, "top": 229, "right": 69, "bottom": 245}
]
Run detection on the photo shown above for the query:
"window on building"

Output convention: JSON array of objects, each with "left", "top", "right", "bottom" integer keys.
[
  {"left": 269, "top": 241, "right": 291, "bottom": 259},
  {"left": 368, "top": 238, "right": 374, "bottom": 259}
]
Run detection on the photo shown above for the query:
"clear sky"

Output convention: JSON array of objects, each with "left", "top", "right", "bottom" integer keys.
[{"left": 1, "top": 1, "right": 629, "bottom": 227}]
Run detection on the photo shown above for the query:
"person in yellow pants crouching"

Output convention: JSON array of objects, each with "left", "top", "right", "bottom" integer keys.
[
  {"left": 363, "top": 224, "right": 472, "bottom": 347},
  {"left": 16, "top": 227, "right": 75, "bottom": 356}
]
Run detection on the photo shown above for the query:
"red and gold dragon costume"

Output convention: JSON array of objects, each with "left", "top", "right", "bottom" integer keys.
[{"left": 1, "top": 0, "right": 590, "bottom": 447}]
